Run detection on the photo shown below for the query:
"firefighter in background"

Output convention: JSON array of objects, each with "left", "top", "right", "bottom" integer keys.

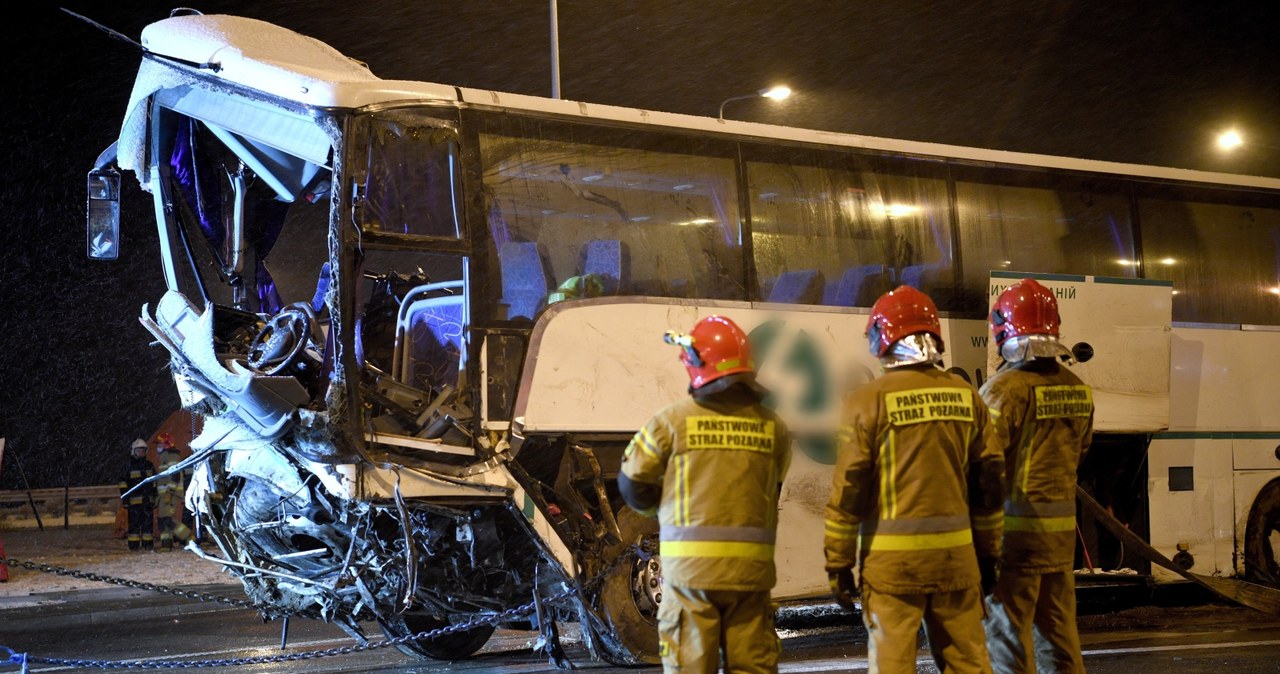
[
  {"left": 546, "top": 272, "right": 607, "bottom": 304},
  {"left": 154, "top": 432, "right": 192, "bottom": 552},
  {"left": 825, "top": 286, "right": 1004, "bottom": 674},
  {"left": 619, "top": 315, "right": 792, "bottom": 674},
  {"left": 980, "top": 279, "right": 1093, "bottom": 674},
  {"left": 120, "top": 438, "right": 156, "bottom": 551}
]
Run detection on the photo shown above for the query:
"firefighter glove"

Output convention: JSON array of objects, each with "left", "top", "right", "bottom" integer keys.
[{"left": 829, "top": 567, "right": 859, "bottom": 613}]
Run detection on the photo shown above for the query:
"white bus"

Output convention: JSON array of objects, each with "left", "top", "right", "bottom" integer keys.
[{"left": 87, "top": 9, "right": 1280, "bottom": 663}]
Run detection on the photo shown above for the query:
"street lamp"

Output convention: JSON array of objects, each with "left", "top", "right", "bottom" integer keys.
[
  {"left": 1216, "top": 128, "right": 1279, "bottom": 152},
  {"left": 1217, "top": 129, "right": 1245, "bottom": 151},
  {"left": 718, "top": 85, "right": 792, "bottom": 121}
]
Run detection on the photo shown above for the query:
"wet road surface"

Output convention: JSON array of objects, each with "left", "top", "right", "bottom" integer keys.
[{"left": 6, "top": 586, "right": 1280, "bottom": 673}]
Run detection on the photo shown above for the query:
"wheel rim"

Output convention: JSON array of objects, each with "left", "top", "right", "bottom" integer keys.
[{"left": 630, "top": 552, "right": 663, "bottom": 624}]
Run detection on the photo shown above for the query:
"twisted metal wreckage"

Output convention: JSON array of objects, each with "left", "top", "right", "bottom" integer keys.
[
  {"left": 121, "top": 221, "right": 658, "bottom": 664},
  {"left": 128, "top": 242, "right": 656, "bottom": 664}
]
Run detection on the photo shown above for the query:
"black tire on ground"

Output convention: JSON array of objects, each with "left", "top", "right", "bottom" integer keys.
[
  {"left": 594, "top": 508, "right": 662, "bottom": 666},
  {"left": 377, "top": 613, "right": 496, "bottom": 660},
  {"left": 1245, "top": 478, "right": 1280, "bottom": 586}
]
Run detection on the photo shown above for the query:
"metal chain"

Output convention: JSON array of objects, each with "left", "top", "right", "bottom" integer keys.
[
  {"left": 4, "top": 588, "right": 577, "bottom": 669},
  {"left": 581, "top": 542, "right": 643, "bottom": 594},
  {"left": 1, "top": 557, "right": 259, "bottom": 609},
  {"left": 0, "top": 552, "right": 621, "bottom": 669}
]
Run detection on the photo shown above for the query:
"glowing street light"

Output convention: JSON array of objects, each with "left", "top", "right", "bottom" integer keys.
[
  {"left": 1216, "top": 128, "right": 1279, "bottom": 153},
  {"left": 760, "top": 85, "right": 792, "bottom": 100},
  {"left": 1217, "top": 129, "right": 1245, "bottom": 151},
  {"left": 719, "top": 85, "right": 792, "bottom": 121}
]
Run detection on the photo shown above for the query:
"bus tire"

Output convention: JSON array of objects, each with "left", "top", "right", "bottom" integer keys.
[
  {"left": 594, "top": 508, "right": 661, "bottom": 665},
  {"left": 1244, "top": 478, "right": 1280, "bottom": 586},
  {"left": 377, "top": 613, "right": 496, "bottom": 660}
]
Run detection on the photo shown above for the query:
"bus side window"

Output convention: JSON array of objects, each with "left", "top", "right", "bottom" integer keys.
[{"left": 745, "top": 149, "right": 953, "bottom": 308}]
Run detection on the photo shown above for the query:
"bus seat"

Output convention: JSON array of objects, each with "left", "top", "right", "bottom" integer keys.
[
  {"left": 581, "top": 239, "right": 629, "bottom": 293},
  {"left": 310, "top": 261, "right": 331, "bottom": 313},
  {"left": 899, "top": 264, "right": 928, "bottom": 289},
  {"left": 830, "top": 264, "right": 889, "bottom": 307},
  {"left": 767, "top": 269, "right": 825, "bottom": 304},
  {"left": 899, "top": 264, "right": 943, "bottom": 295},
  {"left": 401, "top": 295, "right": 465, "bottom": 394},
  {"left": 392, "top": 280, "right": 465, "bottom": 383},
  {"left": 499, "top": 241, "right": 550, "bottom": 320}
]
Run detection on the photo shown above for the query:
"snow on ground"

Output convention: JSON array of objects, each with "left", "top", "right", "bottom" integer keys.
[{"left": 1, "top": 524, "right": 234, "bottom": 602}]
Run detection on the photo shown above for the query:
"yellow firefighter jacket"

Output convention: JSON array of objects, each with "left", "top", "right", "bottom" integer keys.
[
  {"left": 156, "top": 451, "right": 187, "bottom": 519},
  {"left": 980, "top": 359, "right": 1093, "bottom": 573},
  {"left": 621, "top": 387, "right": 791, "bottom": 592},
  {"left": 825, "top": 365, "right": 1004, "bottom": 594}
]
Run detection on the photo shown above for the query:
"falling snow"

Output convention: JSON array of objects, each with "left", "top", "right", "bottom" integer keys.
[{"left": 0, "top": 526, "right": 231, "bottom": 604}]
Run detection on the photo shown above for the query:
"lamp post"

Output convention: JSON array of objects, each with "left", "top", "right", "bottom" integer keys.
[
  {"left": 550, "top": 0, "right": 560, "bottom": 99},
  {"left": 718, "top": 85, "right": 792, "bottom": 121}
]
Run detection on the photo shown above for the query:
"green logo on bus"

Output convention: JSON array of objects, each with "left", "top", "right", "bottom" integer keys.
[{"left": 749, "top": 320, "right": 837, "bottom": 465}]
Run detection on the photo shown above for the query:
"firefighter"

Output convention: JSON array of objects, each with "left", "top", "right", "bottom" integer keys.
[
  {"left": 154, "top": 432, "right": 192, "bottom": 552},
  {"left": 825, "top": 286, "right": 1004, "bottom": 674},
  {"left": 547, "top": 272, "right": 607, "bottom": 304},
  {"left": 619, "top": 315, "right": 792, "bottom": 674},
  {"left": 980, "top": 278, "right": 1093, "bottom": 674},
  {"left": 120, "top": 438, "right": 156, "bottom": 551}
]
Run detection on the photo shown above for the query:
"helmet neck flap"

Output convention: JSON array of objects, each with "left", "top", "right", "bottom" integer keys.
[
  {"left": 880, "top": 332, "right": 944, "bottom": 369},
  {"left": 999, "top": 333, "right": 1075, "bottom": 365}
]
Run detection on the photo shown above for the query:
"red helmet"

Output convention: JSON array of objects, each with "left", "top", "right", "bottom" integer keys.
[
  {"left": 990, "top": 278, "right": 1060, "bottom": 346},
  {"left": 866, "top": 286, "right": 943, "bottom": 357},
  {"left": 668, "top": 315, "right": 754, "bottom": 389},
  {"left": 156, "top": 432, "right": 175, "bottom": 448}
]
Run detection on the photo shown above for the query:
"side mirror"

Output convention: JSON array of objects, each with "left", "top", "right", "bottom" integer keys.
[{"left": 86, "top": 166, "right": 121, "bottom": 260}]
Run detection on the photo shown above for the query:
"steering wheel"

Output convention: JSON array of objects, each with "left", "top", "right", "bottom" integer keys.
[{"left": 246, "top": 303, "right": 317, "bottom": 375}]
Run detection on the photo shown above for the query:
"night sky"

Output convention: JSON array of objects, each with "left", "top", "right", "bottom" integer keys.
[{"left": 3, "top": 1, "right": 1278, "bottom": 488}]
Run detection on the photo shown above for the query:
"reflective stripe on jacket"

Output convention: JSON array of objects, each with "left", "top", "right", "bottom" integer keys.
[
  {"left": 824, "top": 365, "right": 1004, "bottom": 594},
  {"left": 156, "top": 453, "right": 187, "bottom": 519},
  {"left": 980, "top": 360, "right": 1093, "bottom": 572},
  {"left": 621, "top": 387, "right": 791, "bottom": 592}
]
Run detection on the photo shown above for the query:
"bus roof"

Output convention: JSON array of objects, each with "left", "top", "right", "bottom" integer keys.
[{"left": 137, "top": 13, "right": 1280, "bottom": 192}]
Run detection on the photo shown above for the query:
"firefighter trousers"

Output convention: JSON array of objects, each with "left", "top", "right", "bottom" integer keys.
[
  {"left": 984, "top": 569, "right": 1084, "bottom": 674},
  {"left": 657, "top": 585, "right": 780, "bottom": 674},
  {"left": 126, "top": 503, "right": 154, "bottom": 550},
  {"left": 157, "top": 516, "right": 192, "bottom": 551},
  {"left": 861, "top": 583, "right": 992, "bottom": 674}
]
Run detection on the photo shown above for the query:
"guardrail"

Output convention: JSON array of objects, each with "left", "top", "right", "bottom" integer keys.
[{"left": 0, "top": 486, "right": 122, "bottom": 529}]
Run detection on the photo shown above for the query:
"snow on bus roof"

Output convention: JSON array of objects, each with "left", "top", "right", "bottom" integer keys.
[
  {"left": 131, "top": 13, "right": 1280, "bottom": 193},
  {"left": 138, "top": 13, "right": 456, "bottom": 108}
]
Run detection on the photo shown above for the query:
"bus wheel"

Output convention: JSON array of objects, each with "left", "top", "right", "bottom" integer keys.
[
  {"left": 1245, "top": 479, "right": 1280, "bottom": 586},
  {"left": 377, "top": 613, "right": 496, "bottom": 659},
  {"left": 594, "top": 508, "right": 661, "bottom": 665}
]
